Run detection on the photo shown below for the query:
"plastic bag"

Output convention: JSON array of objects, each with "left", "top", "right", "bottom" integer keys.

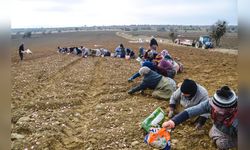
[
  {"left": 144, "top": 127, "right": 171, "bottom": 150},
  {"left": 141, "top": 107, "right": 166, "bottom": 132}
]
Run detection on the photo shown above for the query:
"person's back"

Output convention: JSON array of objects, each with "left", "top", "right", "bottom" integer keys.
[
  {"left": 18, "top": 43, "right": 24, "bottom": 60},
  {"left": 138, "top": 47, "right": 145, "bottom": 58},
  {"left": 142, "top": 70, "right": 163, "bottom": 89},
  {"left": 19, "top": 44, "right": 24, "bottom": 52},
  {"left": 120, "top": 47, "right": 126, "bottom": 58},
  {"left": 115, "top": 46, "right": 121, "bottom": 57},
  {"left": 158, "top": 59, "right": 173, "bottom": 70}
]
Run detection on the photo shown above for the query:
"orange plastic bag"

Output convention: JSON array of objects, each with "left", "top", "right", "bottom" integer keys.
[{"left": 144, "top": 127, "right": 171, "bottom": 150}]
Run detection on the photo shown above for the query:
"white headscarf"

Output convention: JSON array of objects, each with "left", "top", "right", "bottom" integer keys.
[{"left": 139, "top": 67, "right": 151, "bottom": 76}]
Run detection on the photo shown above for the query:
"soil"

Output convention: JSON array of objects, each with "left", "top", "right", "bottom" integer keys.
[{"left": 11, "top": 31, "right": 238, "bottom": 150}]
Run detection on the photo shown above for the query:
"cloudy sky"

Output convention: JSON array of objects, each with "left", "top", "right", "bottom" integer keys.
[{"left": 10, "top": 0, "right": 237, "bottom": 28}]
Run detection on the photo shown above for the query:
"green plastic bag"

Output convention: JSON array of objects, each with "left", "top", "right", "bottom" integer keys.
[{"left": 141, "top": 107, "right": 166, "bottom": 132}]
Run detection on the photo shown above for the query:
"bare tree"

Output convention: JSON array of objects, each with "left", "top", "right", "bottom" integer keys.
[{"left": 210, "top": 20, "right": 227, "bottom": 47}]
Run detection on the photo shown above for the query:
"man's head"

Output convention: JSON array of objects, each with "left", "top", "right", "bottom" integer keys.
[{"left": 180, "top": 79, "right": 197, "bottom": 99}]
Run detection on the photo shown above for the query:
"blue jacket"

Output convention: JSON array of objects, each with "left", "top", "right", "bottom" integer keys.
[
  {"left": 129, "top": 61, "right": 156, "bottom": 80},
  {"left": 129, "top": 70, "right": 162, "bottom": 93}
]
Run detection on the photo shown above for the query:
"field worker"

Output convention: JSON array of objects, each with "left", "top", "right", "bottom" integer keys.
[
  {"left": 114, "top": 44, "right": 125, "bottom": 58},
  {"left": 76, "top": 47, "right": 82, "bottom": 55},
  {"left": 161, "top": 49, "right": 173, "bottom": 61},
  {"left": 57, "top": 46, "right": 62, "bottom": 53},
  {"left": 153, "top": 54, "right": 163, "bottom": 65},
  {"left": 157, "top": 59, "right": 176, "bottom": 79},
  {"left": 168, "top": 79, "right": 209, "bottom": 129},
  {"left": 126, "top": 48, "right": 135, "bottom": 58},
  {"left": 100, "top": 48, "right": 111, "bottom": 57},
  {"left": 95, "top": 49, "right": 102, "bottom": 57},
  {"left": 144, "top": 38, "right": 159, "bottom": 61},
  {"left": 82, "top": 47, "right": 89, "bottom": 57},
  {"left": 128, "top": 61, "right": 156, "bottom": 82},
  {"left": 128, "top": 60, "right": 175, "bottom": 82},
  {"left": 138, "top": 47, "right": 145, "bottom": 58},
  {"left": 162, "top": 86, "right": 238, "bottom": 150},
  {"left": 119, "top": 44, "right": 126, "bottom": 58},
  {"left": 18, "top": 43, "right": 25, "bottom": 61},
  {"left": 128, "top": 67, "right": 176, "bottom": 100}
]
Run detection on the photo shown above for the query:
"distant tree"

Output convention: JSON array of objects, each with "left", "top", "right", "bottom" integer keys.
[
  {"left": 133, "top": 27, "right": 138, "bottom": 31},
  {"left": 157, "top": 27, "right": 166, "bottom": 32},
  {"left": 124, "top": 27, "right": 131, "bottom": 31},
  {"left": 210, "top": 20, "right": 227, "bottom": 47},
  {"left": 169, "top": 31, "right": 177, "bottom": 43},
  {"left": 23, "top": 31, "right": 32, "bottom": 38}
]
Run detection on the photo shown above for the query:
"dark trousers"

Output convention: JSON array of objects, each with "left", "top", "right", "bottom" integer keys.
[{"left": 19, "top": 52, "right": 23, "bottom": 60}]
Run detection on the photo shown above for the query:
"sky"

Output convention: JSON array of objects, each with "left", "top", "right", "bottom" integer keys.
[{"left": 9, "top": 0, "right": 237, "bottom": 28}]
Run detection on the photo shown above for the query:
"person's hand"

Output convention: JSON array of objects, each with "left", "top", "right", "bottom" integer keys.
[
  {"left": 167, "top": 107, "right": 175, "bottom": 118},
  {"left": 195, "top": 123, "right": 202, "bottom": 130},
  {"left": 162, "top": 120, "right": 175, "bottom": 129},
  {"left": 128, "top": 89, "right": 134, "bottom": 95},
  {"left": 168, "top": 110, "right": 174, "bottom": 118},
  {"left": 128, "top": 78, "right": 133, "bottom": 82}
]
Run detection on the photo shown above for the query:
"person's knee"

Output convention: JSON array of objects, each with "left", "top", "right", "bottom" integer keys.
[{"left": 215, "top": 138, "right": 235, "bottom": 150}]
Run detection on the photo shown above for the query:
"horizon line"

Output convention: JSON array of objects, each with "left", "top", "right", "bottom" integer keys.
[{"left": 11, "top": 24, "right": 238, "bottom": 29}]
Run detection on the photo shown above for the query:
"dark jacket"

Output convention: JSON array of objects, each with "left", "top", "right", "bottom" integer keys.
[
  {"left": 171, "top": 100, "right": 238, "bottom": 137},
  {"left": 19, "top": 44, "right": 24, "bottom": 53},
  {"left": 129, "top": 70, "right": 162, "bottom": 93}
]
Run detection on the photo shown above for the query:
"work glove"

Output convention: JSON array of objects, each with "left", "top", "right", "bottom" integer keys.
[
  {"left": 128, "top": 89, "right": 134, "bottom": 95},
  {"left": 128, "top": 77, "right": 133, "bottom": 82}
]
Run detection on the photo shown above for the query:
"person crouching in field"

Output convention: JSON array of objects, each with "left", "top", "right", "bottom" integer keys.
[
  {"left": 126, "top": 48, "right": 135, "bottom": 59},
  {"left": 100, "top": 48, "right": 111, "bottom": 57},
  {"left": 128, "top": 59, "right": 175, "bottom": 82},
  {"left": 157, "top": 59, "right": 176, "bottom": 79},
  {"left": 18, "top": 43, "right": 25, "bottom": 61},
  {"left": 144, "top": 38, "right": 159, "bottom": 61},
  {"left": 168, "top": 79, "right": 209, "bottom": 129},
  {"left": 115, "top": 44, "right": 126, "bottom": 58},
  {"left": 162, "top": 86, "right": 238, "bottom": 150},
  {"left": 82, "top": 47, "right": 90, "bottom": 58},
  {"left": 128, "top": 67, "right": 176, "bottom": 100}
]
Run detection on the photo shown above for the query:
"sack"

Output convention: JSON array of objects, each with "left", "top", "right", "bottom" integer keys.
[
  {"left": 177, "top": 62, "right": 184, "bottom": 73},
  {"left": 144, "top": 127, "right": 171, "bottom": 150},
  {"left": 125, "top": 55, "right": 130, "bottom": 59},
  {"left": 141, "top": 107, "right": 166, "bottom": 132},
  {"left": 111, "top": 53, "right": 115, "bottom": 57}
]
